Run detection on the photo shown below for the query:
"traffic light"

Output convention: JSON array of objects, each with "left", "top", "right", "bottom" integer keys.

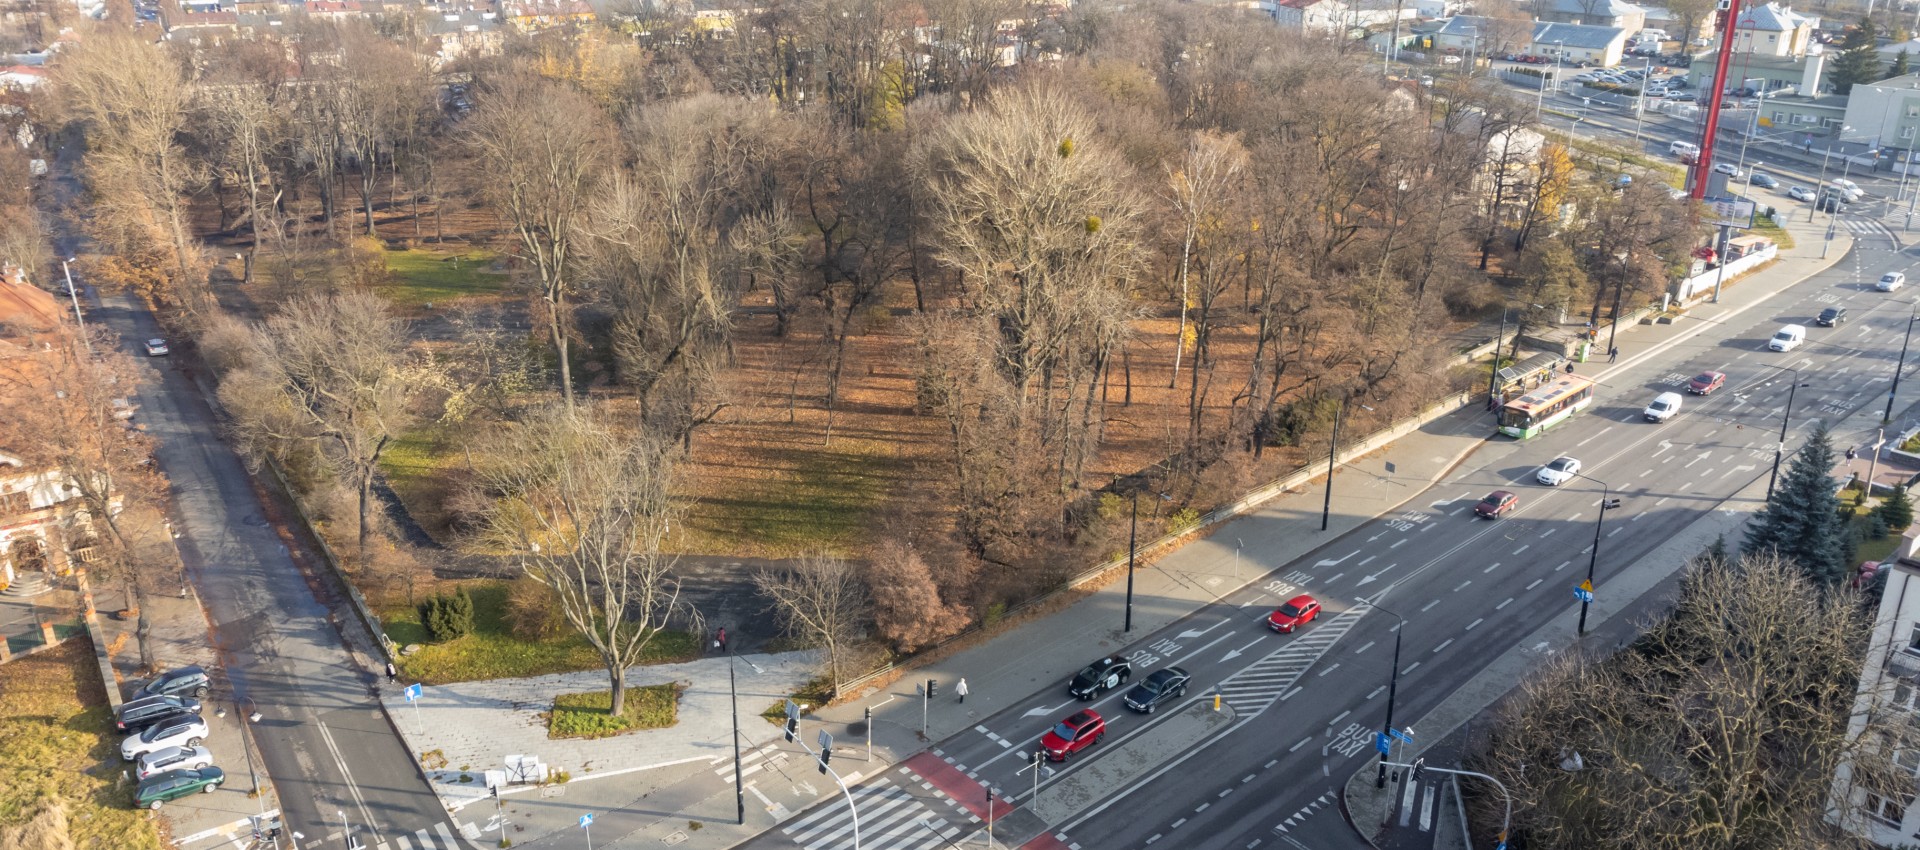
[
  {"left": 927, "top": 679, "right": 939, "bottom": 699},
  {"left": 1411, "top": 758, "right": 1426, "bottom": 782},
  {"left": 784, "top": 716, "right": 799, "bottom": 743},
  {"left": 819, "top": 746, "right": 832, "bottom": 774},
  {"left": 1032, "top": 749, "right": 1045, "bottom": 769}
]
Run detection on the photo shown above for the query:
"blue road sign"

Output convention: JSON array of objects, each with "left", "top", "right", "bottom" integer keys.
[
  {"left": 1390, "top": 728, "right": 1415, "bottom": 745},
  {"left": 1375, "top": 732, "right": 1392, "bottom": 755},
  {"left": 1573, "top": 588, "right": 1595, "bottom": 603},
  {"left": 403, "top": 683, "right": 422, "bottom": 702},
  {"left": 579, "top": 814, "right": 594, "bottom": 828}
]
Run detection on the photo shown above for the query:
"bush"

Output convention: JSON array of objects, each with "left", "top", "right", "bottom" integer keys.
[
  {"left": 418, "top": 588, "right": 476, "bottom": 642},
  {"left": 505, "top": 576, "right": 567, "bottom": 640},
  {"left": 1870, "top": 513, "right": 1891, "bottom": 540},
  {"left": 1166, "top": 507, "right": 1203, "bottom": 535},
  {"left": 548, "top": 684, "right": 681, "bottom": 739},
  {"left": 1878, "top": 485, "right": 1915, "bottom": 532}
]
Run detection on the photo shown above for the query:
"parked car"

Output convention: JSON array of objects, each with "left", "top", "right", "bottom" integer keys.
[
  {"left": 1536, "top": 456, "right": 1583, "bottom": 486},
  {"left": 1669, "top": 92, "right": 1697, "bottom": 102},
  {"left": 1818, "top": 306, "right": 1849, "bottom": 326},
  {"left": 114, "top": 694, "right": 202, "bottom": 734},
  {"left": 136, "top": 745, "right": 213, "bottom": 780},
  {"left": 121, "top": 715, "right": 209, "bottom": 762},
  {"left": 1267, "top": 594, "right": 1322, "bottom": 633},
  {"left": 1123, "top": 667, "right": 1192, "bottom": 714},
  {"left": 1879, "top": 272, "right": 1907, "bottom": 292},
  {"left": 1067, "top": 656, "right": 1132, "bottom": 700},
  {"left": 1039, "top": 710, "right": 1106, "bottom": 762},
  {"left": 133, "top": 766, "right": 225, "bottom": 809},
  {"left": 1643, "top": 391, "right": 1683, "bottom": 422},
  {"left": 144, "top": 338, "right": 169, "bottom": 356},
  {"left": 139, "top": 665, "right": 211, "bottom": 700},
  {"left": 1687, "top": 371, "right": 1727, "bottom": 395},
  {"left": 1712, "top": 162, "right": 1742, "bottom": 178},
  {"left": 1475, "top": 491, "right": 1518, "bottom": 519},
  {"left": 1748, "top": 173, "right": 1778, "bottom": 189},
  {"left": 1787, "top": 185, "right": 1817, "bottom": 202}
]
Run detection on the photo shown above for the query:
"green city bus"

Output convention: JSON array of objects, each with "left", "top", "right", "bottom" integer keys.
[{"left": 1497, "top": 374, "right": 1596, "bottom": 439}]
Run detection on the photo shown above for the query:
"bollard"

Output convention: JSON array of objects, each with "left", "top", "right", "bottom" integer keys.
[{"left": 1213, "top": 694, "right": 1221, "bottom": 712}]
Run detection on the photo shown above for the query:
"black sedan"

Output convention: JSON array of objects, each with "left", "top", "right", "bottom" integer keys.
[
  {"left": 1818, "top": 306, "right": 1848, "bottom": 326},
  {"left": 1123, "top": 667, "right": 1192, "bottom": 714},
  {"left": 1748, "top": 172, "right": 1779, "bottom": 189},
  {"left": 1067, "top": 656, "right": 1133, "bottom": 700}
]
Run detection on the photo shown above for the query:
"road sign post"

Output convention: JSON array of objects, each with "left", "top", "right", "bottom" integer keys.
[
  {"left": 403, "top": 683, "right": 422, "bottom": 733},
  {"left": 579, "top": 813, "right": 593, "bottom": 850}
]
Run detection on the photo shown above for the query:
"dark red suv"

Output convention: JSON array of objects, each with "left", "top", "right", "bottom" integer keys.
[{"left": 1040, "top": 710, "right": 1107, "bottom": 762}]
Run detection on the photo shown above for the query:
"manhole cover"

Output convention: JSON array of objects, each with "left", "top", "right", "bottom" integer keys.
[
  {"left": 540, "top": 785, "right": 566, "bottom": 798},
  {"left": 662, "top": 831, "right": 688, "bottom": 845}
]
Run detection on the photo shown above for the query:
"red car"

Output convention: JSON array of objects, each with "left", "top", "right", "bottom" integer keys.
[
  {"left": 1475, "top": 490, "right": 1518, "bottom": 519},
  {"left": 1687, "top": 371, "right": 1726, "bottom": 395},
  {"left": 1268, "top": 594, "right": 1322, "bottom": 633},
  {"left": 1040, "top": 710, "right": 1106, "bottom": 762}
]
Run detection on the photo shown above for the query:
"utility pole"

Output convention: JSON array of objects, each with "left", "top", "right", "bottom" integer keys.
[
  {"left": 1125, "top": 490, "right": 1138, "bottom": 632},
  {"left": 1372, "top": 604, "right": 1406, "bottom": 789},
  {"left": 1888, "top": 308, "right": 1916, "bottom": 422},
  {"left": 1574, "top": 476, "right": 1619, "bottom": 637}
]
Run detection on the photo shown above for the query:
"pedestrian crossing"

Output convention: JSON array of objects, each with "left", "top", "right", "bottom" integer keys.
[
  {"left": 780, "top": 778, "right": 966, "bottom": 850},
  {"left": 1214, "top": 606, "right": 1367, "bottom": 718},
  {"left": 1845, "top": 218, "right": 1897, "bottom": 242},
  {"left": 367, "top": 821, "right": 468, "bottom": 850}
]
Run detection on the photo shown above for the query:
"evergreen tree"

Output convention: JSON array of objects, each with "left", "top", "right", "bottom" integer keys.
[
  {"left": 1893, "top": 49, "right": 1913, "bottom": 79},
  {"left": 1744, "top": 426, "right": 1848, "bottom": 587},
  {"left": 1832, "top": 21, "right": 1886, "bottom": 95},
  {"left": 1879, "top": 484, "right": 1916, "bottom": 531}
]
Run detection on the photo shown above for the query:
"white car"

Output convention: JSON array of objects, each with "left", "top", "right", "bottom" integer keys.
[
  {"left": 1441, "top": 55, "right": 1463, "bottom": 65},
  {"left": 144, "top": 338, "right": 169, "bottom": 356},
  {"left": 121, "top": 715, "right": 208, "bottom": 762},
  {"left": 1643, "top": 392, "right": 1684, "bottom": 423},
  {"left": 136, "top": 744, "right": 213, "bottom": 780},
  {"left": 1880, "top": 272, "right": 1907, "bottom": 292},
  {"left": 1712, "top": 162, "right": 1742, "bottom": 178},
  {"left": 1787, "top": 185, "right": 1817, "bottom": 202},
  {"left": 1536, "top": 456, "right": 1583, "bottom": 486}
]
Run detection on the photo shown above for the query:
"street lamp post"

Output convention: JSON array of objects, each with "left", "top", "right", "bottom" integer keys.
[
  {"left": 1887, "top": 306, "right": 1917, "bottom": 423},
  {"left": 60, "top": 258, "right": 89, "bottom": 354},
  {"left": 1572, "top": 475, "right": 1619, "bottom": 637},
  {"left": 1535, "top": 40, "right": 1564, "bottom": 121},
  {"left": 1125, "top": 490, "right": 1138, "bottom": 632},
  {"left": 1321, "top": 397, "right": 1374, "bottom": 531},
  {"left": 721, "top": 631, "right": 745, "bottom": 825},
  {"left": 1766, "top": 367, "right": 1812, "bottom": 501},
  {"left": 1371, "top": 603, "right": 1406, "bottom": 789}
]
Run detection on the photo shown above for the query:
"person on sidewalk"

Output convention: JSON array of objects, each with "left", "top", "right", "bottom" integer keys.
[
  {"left": 1847, "top": 446, "right": 1859, "bottom": 461},
  {"left": 385, "top": 662, "right": 397, "bottom": 684},
  {"left": 957, "top": 678, "right": 968, "bottom": 704},
  {"left": 1608, "top": 347, "right": 1619, "bottom": 363},
  {"left": 715, "top": 627, "right": 727, "bottom": 653},
  {"left": 1565, "top": 362, "right": 1575, "bottom": 375}
]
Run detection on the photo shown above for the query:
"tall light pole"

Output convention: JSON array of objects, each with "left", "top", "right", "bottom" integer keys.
[
  {"left": 1371, "top": 602, "right": 1406, "bottom": 789},
  {"left": 1887, "top": 305, "right": 1917, "bottom": 423},
  {"left": 1571, "top": 474, "right": 1619, "bottom": 637},
  {"left": 720, "top": 630, "right": 744, "bottom": 825},
  {"left": 1535, "top": 40, "right": 1564, "bottom": 121},
  {"left": 1321, "top": 397, "right": 1373, "bottom": 531},
  {"left": 60, "top": 257, "right": 89, "bottom": 354},
  {"left": 1124, "top": 490, "right": 1138, "bottom": 632},
  {"left": 1765, "top": 367, "right": 1812, "bottom": 501}
]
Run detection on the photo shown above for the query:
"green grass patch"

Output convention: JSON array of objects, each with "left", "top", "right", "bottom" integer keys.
[
  {"left": 1751, "top": 214, "right": 1796, "bottom": 250},
  {"left": 757, "top": 676, "right": 836, "bottom": 726},
  {"left": 1840, "top": 490, "right": 1906, "bottom": 565},
  {"left": 0, "top": 641, "right": 166, "bottom": 848},
  {"left": 379, "top": 247, "right": 508, "bottom": 306},
  {"left": 377, "top": 425, "right": 463, "bottom": 544},
  {"left": 549, "top": 684, "right": 682, "bottom": 739},
  {"left": 384, "top": 581, "right": 700, "bottom": 684},
  {"left": 682, "top": 448, "right": 894, "bottom": 557}
]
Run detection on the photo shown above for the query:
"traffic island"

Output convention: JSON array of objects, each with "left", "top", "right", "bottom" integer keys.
[{"left": 1029, "top": 699, "right": 1236, "bottom": 824}]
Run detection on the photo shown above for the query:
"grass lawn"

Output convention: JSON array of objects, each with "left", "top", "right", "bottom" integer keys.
[
  {"left": 1840, "top": 489, "right": 1906, "bottom": 565},
  {"left": 384, "top": 581, "right": 700, "bottom": 684},
  {"left": 377, "top": 425, "right": 463, "bottom": 544},
  {"left": 1751, "top": 214, "right": 1796, "bottom": 250},
  {"left": 681, "top": 446, "right": 893, "bottom": 557},
  {"left": 0, "top": 640, "right": 166, "bottom": 849},
  {"left": 379, "top": 247, "right": 508, "bottom": 306},
  {"left": 548, "top": 684, "right": 682, "bottom": 739}
]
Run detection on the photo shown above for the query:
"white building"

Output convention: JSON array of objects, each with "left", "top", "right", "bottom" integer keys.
[
  {"left": 1843, "top": 74, "right": 1920, "bottom": 155},
  {"left": 1832, "top": 536, "right": 1920, "bottom": 845},
  {"left": 1729, "top": 3, "right": 1819, "bottom": 59}
]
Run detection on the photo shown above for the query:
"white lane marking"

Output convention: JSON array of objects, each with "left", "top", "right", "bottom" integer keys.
[
  {"left": 1526, "top": 578, "right": 1543, "bottom": 590},
  {"left": 1497, "top": 598, "right": 1515, "bottom": 610},
  {"left": 1432, "top": 639, "right": 1454, "bottom": 654},
  {"left": 1421, "top": 599, "right": 1440, "bottom": 611},
  {"left": 1465, "top": 618, "right": 1484, "bottom": 631}
]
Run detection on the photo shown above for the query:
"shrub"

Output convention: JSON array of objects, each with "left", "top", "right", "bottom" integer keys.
[
  {"left": 1166, "top": 508, "right": 1203, "bottom": 535},
  {"left": 418, "top": 588, "right": 476, "bottom": 642},
  {"left": 505, "top": 576, "right": 567, "bottom": 640},
  {"left": 1878, "top": 485, "right": 1915, "bottom": 532},
  {"left": 1870, "top": 513, "right": 1891, "bottom": 540}
]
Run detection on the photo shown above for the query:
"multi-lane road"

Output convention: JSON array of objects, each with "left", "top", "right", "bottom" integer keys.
[{"left": 741, "top": 152, "right": 1916, "bottom": 850}]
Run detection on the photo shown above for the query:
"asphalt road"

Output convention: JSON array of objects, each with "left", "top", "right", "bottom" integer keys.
[
  {"left": 741, "top": 195, "right": 1915, "bottom": 850},
  {"left": 46, "top": 146, "right": 466, "bottom": 850}
]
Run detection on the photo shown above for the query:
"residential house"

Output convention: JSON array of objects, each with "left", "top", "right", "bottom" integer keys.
[
  {"left": 1728, "top": 3, "right": 1818, "bottom": 59},
  {"left": 1531, "top": 0, "right": 1646, "bottom": 32},
  {"left": 1269, "top": 0, "right": 1414, "bottom": 34},
  {"left": 424, "top": 9, "right": 503, "bottom": 65},
  {"left": 0, "top": 264, "right": 97, "bottom": 591},
  {"left": 0, "top": 65, "right": 44, "bottom": 91},
  {"left": 1831, "top": 537, "right": 1920, "bottom": 845},
  {"left": 500, "top": 0, "right": 595, "bottom": 31},
  {"left": 1433, "top": 16, "right": 1629, "bottom": 67}
]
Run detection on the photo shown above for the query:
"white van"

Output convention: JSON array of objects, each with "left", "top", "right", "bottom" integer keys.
[
  {"left": 1670, "top": 141, "right": 1700, "bottom": 160},
  {"left": 1769, "top": 324, "right": 1807, "bottom": 351},
  {"left": 1640, "top": 28, "right": 1669, "bottom": 41},
  {"left": 1644, "top": 392, "right": 1683, "bottom": 422}
]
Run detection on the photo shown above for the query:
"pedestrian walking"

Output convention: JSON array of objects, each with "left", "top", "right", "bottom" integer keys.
[
  {"left": 715, "top": 627, "right": 728, "bottom": 653},
  {"left": 1608, "top": 346, "right": 1619, "bottom": 363},
  {"left": 1565, "top": 361, "right": 1576, "bottom": 375},
  {"left": 1847, "top": 446, "right": 1859, "bottom": 461},
  {"left": 385, "top": 662, "right": 397, "bottom": 684},
  {"left": 957, "top": 678, "right": 968, "bottom": 704}
]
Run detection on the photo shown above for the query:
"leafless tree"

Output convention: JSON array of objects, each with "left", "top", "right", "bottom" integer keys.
[
  {"left": 755, "top": 553, "right": 869, "bottom": 692},
  {"left": 1164, "top": 130, "right": 1247, "bottom": 390},
  {"left": 464, "top": 74, "right": 616, "bottom": 409},
  {"left": 472, "top": 403, "right": 693, "bottom": 716},
  {"left": 212, "top": 291, "right": 436, "bottom": 570},
  {"left": 863, "top": 538, "right": 968, "bottom": 653}
]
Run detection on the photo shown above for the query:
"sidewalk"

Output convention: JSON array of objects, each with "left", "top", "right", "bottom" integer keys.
[{"left": 1343, "top": 196, "right": 1856, "bottom": 848}]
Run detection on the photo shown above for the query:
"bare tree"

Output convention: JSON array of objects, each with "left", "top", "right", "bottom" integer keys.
[
  {"left": 863, "top": 538, "right": 968, "bottom": 652},
  {"left": 472, "top": 404, "right": 691, "bottom": 716},
  {"left": 1164, "top": 130, "right": 1247, "bottom": 389},
  {"left": 212, "top": 291, "right": 434, "bottom": 570},
  {"left": 755, "top": 553, "right": 869, "bottom": 691},
  {"left": 464, "top": 74, "right": 616, "bottom": 409}
]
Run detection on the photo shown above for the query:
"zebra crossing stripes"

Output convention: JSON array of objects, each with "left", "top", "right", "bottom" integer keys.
[
  {"left": 374, "top": 821, "right": 464, "bottom": 850},
  {"left": 781, "top": 781, "right": 962, "bottom": 850},
  {"left": 1845, "top": 218, "right": 1896, "bottom": 241},
  {"left": 1213, "top": 606, "right": 1367, "bottom": 717}
]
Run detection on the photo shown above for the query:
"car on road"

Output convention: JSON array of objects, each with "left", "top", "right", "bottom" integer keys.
[
  {"left": 1474, "top": 490, "right": 1518, "bottom": 519},
  {"left": 1040, "top": 710, "right": 1106, "bottom": 762},
  {"left": 1068, "top": 656, "right": 1132, "bottom": 700},
  {"left": 1879, "top": 272, "right": 1907, "bottom": 292},
  {"left": 1536, "top": 456, "right": 1582, "bottom": 486},
  {"left": 136, "top": 744, "right": 213, "bottom": 780},
  {"left": 1124, "top": 667, "right": 1192, "bottom": 714},
  {"left": 114, "top": 694, "right": 201, "bottom": 734},
  {"left": 1712, "top": 162, "right": 1742, "bottom": 178},
  {"left": 139, "top": 665, "right": 212, "bottom": 700},
  {"left": 1643, "top": 391, "right": 1683, "bottom": 422},
  {"left": 1267, "top": 594, "right": 1322, "bottom": 633},
  {"left": 1748, "top": 172, "right": 1778, "bottom": 189},
  {"left": 144, "top": 338, "right": 169, "bottom": 356},
  {"left": 133, "top": 766, "right": 224, "bottom": 809},
  {"left": 121, "top": 715, "right": 208, "bottom": 761},
  {"left": 1687, "top": 370, "right": 1727, "bottom": 395},
  {"left": 1669, "top": 91, "right": 1697, "bottom": 101},
  {"left": 1787, "top": 185, "right": 1817, "bottom": 201},
  {"left": 1817, "top": 306, "right": 1849, "bottom": 326}
]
